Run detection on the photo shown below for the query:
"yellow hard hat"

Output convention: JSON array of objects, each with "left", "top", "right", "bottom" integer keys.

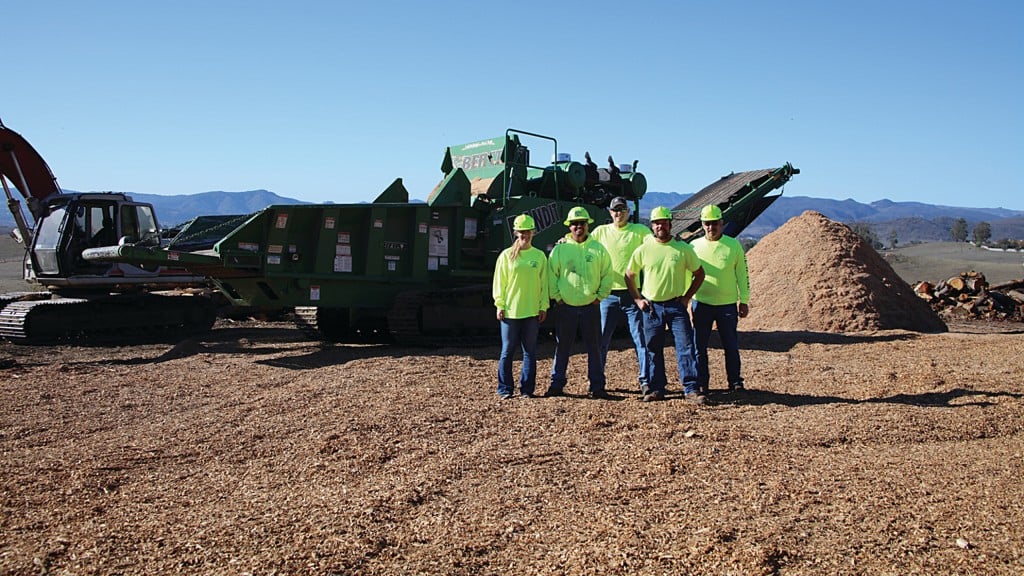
[
  {"left": 563, "top": 206, "right": 594, "bottom": 226},
  {"left": 700, "top": 205, "right": 723, "bottom": 221},
  {"left": 650, "top": 206, "right": 673, "bottom": 221},
  {"left": 513, "top": 214, "right": 536, "bottom": 231}
]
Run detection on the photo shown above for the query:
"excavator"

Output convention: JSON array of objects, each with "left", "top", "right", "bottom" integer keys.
[{"left": 0, "top": 118, "right": 217, "bottom": 343}]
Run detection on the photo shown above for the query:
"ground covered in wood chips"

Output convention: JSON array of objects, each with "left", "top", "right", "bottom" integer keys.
[{"left": 2, "top": 319, "right": 1023, "bottom": 575}]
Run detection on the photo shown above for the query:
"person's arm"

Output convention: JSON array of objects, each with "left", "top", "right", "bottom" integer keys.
[
  {"left": 595, "top": 247, "right": 614, "bottom": 304},
  {"left": 736, "top": 243, "right": 750, "bottom": 317},
  {"left": 538, "top": 253, "right": 549, "bottom": 323},
  {"left": 547, "top": 249, "right": 562, "bottom": 305},
  {"left": 493, "top": 252, "right": 507, "bottom": 320},
  {"left": 625, "top": 268, "right": 648, "bottom": 312},
  {"left": 681, "top": 266, "right": 705, "bottom": 303}
]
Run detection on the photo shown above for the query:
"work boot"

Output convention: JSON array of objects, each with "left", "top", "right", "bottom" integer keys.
[{"left": 642, "top": 389, "right": 665, "bottom": 402}]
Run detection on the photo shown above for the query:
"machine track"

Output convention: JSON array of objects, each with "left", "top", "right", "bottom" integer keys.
[
  {"left": 386, "top": 284, "right": 498, "bottom": 347},
  {"left": 294, "top": 306, "right": 389, "bottom": 343},
  {"left": 0, "top": 293, "right": 217, "bottom": 344},
  {"left": 293, "top": 306, "right": 322, "bottom": 340},
  {"left": 293, "top": 285, "right": 498, "bottom": 347}
]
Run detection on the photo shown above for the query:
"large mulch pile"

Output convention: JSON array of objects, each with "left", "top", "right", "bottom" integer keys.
[{"left": 744, "top": 210, "right": 948, "bottom": 333}]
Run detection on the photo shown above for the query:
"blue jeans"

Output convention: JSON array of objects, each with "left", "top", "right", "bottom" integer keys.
[
  {"left": 498, "top": 317, "right": 540, "bottom": 396},
  {"left": 642, "top": 298, "right": 698, "bottom": 395},
  {"left": 550, "top": 303, "right": 606, "bottom": 393},
  {"left": 692, "top": 301, "right": 743, "bottom": 391},
  {"left": 600, "top": 291, "right": 648, "bottom": 389}
]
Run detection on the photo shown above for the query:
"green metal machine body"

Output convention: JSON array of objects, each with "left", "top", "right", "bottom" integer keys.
[
  {"left": 86, "top": 130, "right": 648, "bottom": 343},
  {"left": 86, "top": 129, "right": 797, "bottom": 345}
]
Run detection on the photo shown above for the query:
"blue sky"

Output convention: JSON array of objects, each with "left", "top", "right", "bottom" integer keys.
[{"left": 5, "top": 0, "right": 1022, "bottom": 209}]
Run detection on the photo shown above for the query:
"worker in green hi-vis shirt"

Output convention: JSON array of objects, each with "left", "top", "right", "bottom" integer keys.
[{"left": 691, "top": 204, "right": 750, "bottom": 395}]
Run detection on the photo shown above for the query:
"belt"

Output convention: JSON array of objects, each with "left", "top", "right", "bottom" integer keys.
[{"left": 650, "top": 296, "right": 683, "bottom": 304}]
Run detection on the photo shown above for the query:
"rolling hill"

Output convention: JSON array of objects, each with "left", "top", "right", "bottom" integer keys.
[
  {"left": 637, "top": 193, "right": 1024, "bottom": 242},
  {"left": 2, "top": 188, "right": 1023, "bottom": 243}
]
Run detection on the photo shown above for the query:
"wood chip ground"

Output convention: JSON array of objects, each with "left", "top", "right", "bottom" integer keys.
[{"left": 2, "top": 319, "right": 1023, "bottom": 575}]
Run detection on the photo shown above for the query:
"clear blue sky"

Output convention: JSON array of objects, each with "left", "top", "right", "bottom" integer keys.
[{"left": 5, "top": 0, "right": 1022, "bottom": 209}]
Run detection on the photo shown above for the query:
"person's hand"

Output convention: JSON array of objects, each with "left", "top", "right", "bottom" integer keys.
[
  {"left": 738, "top": 303, "right": 749, "bottom": 318},
  {"left": 635, "top": 297, "right": 649, "bottom": 312},
  {"left": 539, "top": 310, "right": 547, "bottom": 323},
  {"left": 496, "top": 309, "right": 505, "bottom": 321}
]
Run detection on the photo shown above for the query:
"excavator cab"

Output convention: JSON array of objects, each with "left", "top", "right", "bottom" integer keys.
[{"left": 29, "top": 193, "right": 162, "bottom": 279}]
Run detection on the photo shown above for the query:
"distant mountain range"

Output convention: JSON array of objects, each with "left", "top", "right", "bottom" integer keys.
[
  {"left": 3, "top": 189, "right": 1023, "bottom": 243},
  {"left": 0, "top": 189, "right": 308, "bottom": 231},
  {"left": 640, "top": 192, "right": 1024, "bottom": 242},
  {"left": 128, "top": 190, "right": 308, "bottom": 228}
]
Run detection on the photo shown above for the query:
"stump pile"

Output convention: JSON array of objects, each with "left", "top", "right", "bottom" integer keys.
[{"left": 913, "top": 271, "right": 1024, "bottom": 321}]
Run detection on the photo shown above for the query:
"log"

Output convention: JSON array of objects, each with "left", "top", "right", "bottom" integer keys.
[
  {"left": 1006, "top": 290, "right": 1024, "bottom": 304},
  {"left": 964, "top": 275, "right": 987, "bottom": 293},
  {"left": 990, "top": 279, "right": 1024, "bottom": 291},
  {"left": 988, "top": 291, "right": 1018, "bottom": 312},
  {"left": 961, "top": 299, "right": 978, "bottom": 314},
  {"left": 946, "top": 276, "right": 966, "bottom": 292}
]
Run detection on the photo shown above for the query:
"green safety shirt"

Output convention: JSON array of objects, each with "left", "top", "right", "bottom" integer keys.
[
  {"left": 590, "top": 222, "right": 652, "bottom": 291},
  {"left": 691, "top": 235, "right": 749, "bottom": 305},
  {"left": 626, "top": 238, "right": 702, "bottom": 302},
  {"left": 548, "top": 234, "right": 613, "bottom": 306},
  {"left": 492, "top": 245, "right": 549, "bottom": 319}
]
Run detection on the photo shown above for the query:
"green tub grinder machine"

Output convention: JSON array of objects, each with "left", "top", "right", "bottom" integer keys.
[
  {"left": 85, "top": 129, "right": 797, "bottom": 345},
  {"left": 86, "top": 130, "right": 645, "bottom": 344}
]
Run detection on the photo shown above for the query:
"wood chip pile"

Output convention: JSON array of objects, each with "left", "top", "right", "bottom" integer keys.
[
  {"left": 743, "top": 210, "right": 947, "bottom": 333},
  {"left": 913, "top": 272, "right": 1024, "bottom": 321}
]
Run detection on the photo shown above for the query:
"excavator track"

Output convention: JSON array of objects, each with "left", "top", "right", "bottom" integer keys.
[
  {"left": 0, "top": 291, "right": 50, "bottom": 307},
  {"left": 0, "top": 293, "right": 217, "bottom": 344}
]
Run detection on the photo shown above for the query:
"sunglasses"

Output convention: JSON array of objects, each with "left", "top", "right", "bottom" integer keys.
[{"left": 610, "top": 207, "right": 627, "bottom": 213}]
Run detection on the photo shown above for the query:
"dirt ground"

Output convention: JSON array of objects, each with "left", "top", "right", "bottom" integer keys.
[{"left": 2, "top": 317, "right": 1023, "bottom": 575}]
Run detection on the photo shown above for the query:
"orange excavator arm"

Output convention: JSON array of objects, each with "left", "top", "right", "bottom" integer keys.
[{"left": 1, "top": 118, "right": 62, "bottom": 241}]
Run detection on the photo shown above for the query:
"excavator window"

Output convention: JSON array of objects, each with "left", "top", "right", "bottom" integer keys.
[
  {"left": 87, "top": 205, "right": 117, "bottom": 247},
  {"left": 119, "top": 204, "right": 161, "bottom": 247},
  {"left": 30, "top": 204, "right": 69, "bottom": 275}
]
